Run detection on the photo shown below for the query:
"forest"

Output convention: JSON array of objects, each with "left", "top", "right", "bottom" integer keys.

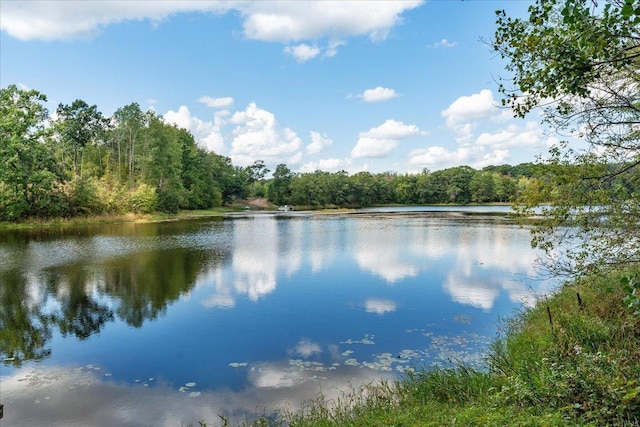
[{"left": 2, "top": 83, "right": 553, "bottom": 221}]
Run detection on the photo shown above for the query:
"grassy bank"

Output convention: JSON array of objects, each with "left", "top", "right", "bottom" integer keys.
[
  {"left": 0, "top": 207, "right": 237, "bottom": 231},
  {"left": 218, "top": 270, "right": 640, "bottom": 427},
  {"left": 0, "top": 198, "right": 279, "bottom": 231}
]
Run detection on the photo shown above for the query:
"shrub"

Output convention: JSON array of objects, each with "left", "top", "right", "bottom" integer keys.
[{"left": 128, "top": 183, "right": 157, "bottom": 214}]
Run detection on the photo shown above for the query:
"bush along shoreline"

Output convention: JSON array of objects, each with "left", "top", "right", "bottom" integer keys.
[{"left": 207, "top": 269, "right": 640, "bottom": 427}]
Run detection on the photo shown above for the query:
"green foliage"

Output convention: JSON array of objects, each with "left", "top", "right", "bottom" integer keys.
[
  {"left": 273, "top": 164, "right": 534, "bottom": 208},
  {"left": 63, "top": 175, "right": 102, "bottom": 216},
  {"left": 0, "top": 181, "right": 25, "bottom": 221},
  {"left": 156, "top": 187, "right": 181, "bottom": 214},
  {"left": 0, "top": 84, "right": 65, "bottom": 219},
  {"left": 55, "top": 99, "right": 107, "bottom": 177},
  {"left": 622, "top": 274, "right": 640, "bottom": 315},
  {"left": 0, "top": 83, "right": 572, "bottom": 221},
  {"left": 267, "top": 164, "right": 294, "bottom": 205},
  {"left": 94, "top": 180, "right": 129, "bottom": 214},
  {"left": 127, "top": 183, "right": 157, "bottom": 214},
  {"left": 0, "top": 84, "right": 240, "bottom": 219},
  {"left": 494, "top": 1, "right": 640, "bottom": 278}
]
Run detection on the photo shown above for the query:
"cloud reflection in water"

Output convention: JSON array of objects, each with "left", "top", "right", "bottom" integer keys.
[{"left": 196, "top": 215, "right": 552, "bottom": 311}]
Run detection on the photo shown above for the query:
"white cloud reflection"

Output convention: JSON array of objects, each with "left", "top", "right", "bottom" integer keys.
[
  {"left": 351, "top": 220, "right": 420, "bottom": 283},
  {"left": 293, "top": 339, "right": 322, "bottom": 358},
  {"left": 232, "top": 218, "right": 278, "bottom": 301},
  {"left": 364, "top": 298, "right": 397, "bottom": 315},
  {"left": 0, "top": 363, "right": 390, "bottom": 427},
  {"left": 193, "top": 213, "right": 552, "bottom": 314}
]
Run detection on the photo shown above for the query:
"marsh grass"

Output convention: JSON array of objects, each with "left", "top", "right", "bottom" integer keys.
[
  {"left": 196, "top": 269, "right": 640, "bottom": 426},
  {"left": 0, "top": 208, "right": 236, "bottom": 231}
]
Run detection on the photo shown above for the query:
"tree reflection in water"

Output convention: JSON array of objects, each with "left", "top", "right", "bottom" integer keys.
[{"left": 0, "top": 245, "right": 225, "bottom": 366}]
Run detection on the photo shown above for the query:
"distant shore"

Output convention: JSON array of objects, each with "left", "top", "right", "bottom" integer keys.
[{"left": 0, "top": 203, "right": 518, "bottom": 231}]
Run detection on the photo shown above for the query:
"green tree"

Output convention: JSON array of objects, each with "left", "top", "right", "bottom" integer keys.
[
  {"left": 209, "top": 154, "right": 242, "bottom": 203},
  {"left": 268, "top": 163, "right": 294, "bottom": 205},
  {"left": 111, "top": 103, "right": 148, "bottom": 185},
  {"left": 54, "top": 99, "right": 107, "bottom": 177},
  {"left": 494, "top": 0, "right": 640, "bottom": 275},
  {"left": 350, "top": 172, "right": 379, "bottom": 206},
  {"left": 144, "top": 116, "right": 184, "bottom": 213},
  {"left": 0, "top": 85, "right": 65, "bottom": 219},
  {"left": 469, "top": 171, "right": 495, "bottom": 203}
]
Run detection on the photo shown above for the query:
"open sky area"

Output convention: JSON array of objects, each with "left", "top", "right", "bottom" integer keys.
[{"left": 0, "top": 0, "right": 558, "bottom": 175}]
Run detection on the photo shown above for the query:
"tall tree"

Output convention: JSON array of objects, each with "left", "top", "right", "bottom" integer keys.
[
  {"left": 268, "top": 163, "right": 294, "bottom": 205},
  {"left": 112, "top": 103, "right": 147, "bottom": 185},
  {"left": 0, "top": 85, "right": 63, "bottom": 219},
  {"left": 144, "top": 116, "right": 184, "bottom": 213},
  {"left": 493, "top": 0, "right": 640, "bottom": 275},
  {"left": 55, "top": 99, "right": 107, "bottom": 177}
]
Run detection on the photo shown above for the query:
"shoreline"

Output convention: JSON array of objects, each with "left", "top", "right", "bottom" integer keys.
[{"left": 0, "top": 203, "right": 516, "bottom": 232}]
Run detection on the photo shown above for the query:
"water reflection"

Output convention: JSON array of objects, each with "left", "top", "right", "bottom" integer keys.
[
  {"left": 1, "top": 242, "right": 224, "bottom": 366},
  {"left": 2, "top": 364, "right": 389, "bottom": 427},
  {"left": 0, "top": 212, "right": 555, "bottom": 426},
  {"left": 352, "top": 220, "right": 420, "bottom": 283},
  {"left": 0, "top": 269, "right": 54, "bottom": 366},
  {"left": 232, "top": 217, "right": 278, "bottom": 301},
  {"left": 364, "top": 298, "right": 397, "bottom": 315}
]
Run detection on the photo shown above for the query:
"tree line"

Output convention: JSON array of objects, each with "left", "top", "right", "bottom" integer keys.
[
  {"left": 0, "top": 84, "right": 268, "bottom": 220},
  {"left": 266, "top": 163, "right": 545, "bottom": 207},
  {"left": 1, "top": 84, "right": 554, "bottom": 221}
]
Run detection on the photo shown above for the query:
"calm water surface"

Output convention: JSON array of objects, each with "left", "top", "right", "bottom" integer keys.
[{"left": 0, "top": 207, "right": 555, "bottom": 426}]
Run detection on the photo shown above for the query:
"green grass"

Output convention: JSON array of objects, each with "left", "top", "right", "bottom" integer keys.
[
  {"left": 197, "top": 269, "right": 640, "bottom": 427},
  {"left": 0, "top": 208, "right": 237, "bottom": 231}
]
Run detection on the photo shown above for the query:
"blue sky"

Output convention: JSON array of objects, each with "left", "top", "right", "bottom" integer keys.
[{"left": 0, "top": 0, "right": 557, "bottom": 174}]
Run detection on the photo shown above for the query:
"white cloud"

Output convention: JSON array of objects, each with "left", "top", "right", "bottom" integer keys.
[
  {"left": 307, "top": 131, "right": 333, "bottom": 154},
  {"left": 361, "top": 119, "right": 421, "bottom": 139},
  {"left": 163, "top": 105, "right": 225, "bottom": 153},
  {"left": 287, "top": 151, "right": 303, "bottom": 165},
  {"left": 475, "top": 122, "right": 548, "bottom": 150},
  {"left": 351, "top": 119, "right": 422, "bottom": 159},
  {"left": 351, "top": 137, "right": 399, "bottom": 159},
  {"left": 284, "top": 43, "right": 321, "bottom": 62},
  {"left": 441, "top": 89, "right": 511, "bottom": 143},
  {"left": 198, "top": 95, "right": 234, "bottom": 109},
  {"left": 240, "top": 1, "right": 423, "bottom": 42},
  {"left": 229, "top": 102, "right": 302, "bottom": 166},
  {"left": 325, "top": 40, "right": 347, "bottom": 57},
  {"left": 1, "top": 1, "right": 423, "bottom": 45},
  {"left": 408, "top": 121, "right": 552, "bottom": 170},
  {"left": 441, "top": 89, "right": 500, "bottom": 127},
  {"left": 358, "top": 86, "right": 399, "bottom": 103},
  {"left": 431, "top": 38, "right": 457, "bottom": 48},
  {"left": 408, "top": 145, "right": 510, "bottom": 170},
  {"left": 408, "top": 146, "right": 475, "bottom": 168},
  {"left": 0, "top": 1, "right": 233, "bottom": 41},
  {"left": 298, "top": 158, "right": 350, "bottom": 173}
]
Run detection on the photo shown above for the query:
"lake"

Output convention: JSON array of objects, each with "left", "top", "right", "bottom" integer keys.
[{"left": 0, "top": 207, "right": 556, "bottom": 426}]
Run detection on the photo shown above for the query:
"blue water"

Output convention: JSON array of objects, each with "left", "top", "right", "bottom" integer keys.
[{"left": 0, "top": 208, "right": 555, "bottom": 426}]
